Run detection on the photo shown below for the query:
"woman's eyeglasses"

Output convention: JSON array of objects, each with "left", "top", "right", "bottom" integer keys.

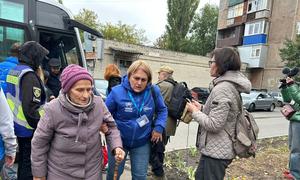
[{"left": 208, "top": 60, "right": 216, "bottom": 67}]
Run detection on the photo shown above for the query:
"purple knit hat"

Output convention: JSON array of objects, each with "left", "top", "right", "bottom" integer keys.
[{"left": 60, "top": 64, "right": 93, "bottom": 93}]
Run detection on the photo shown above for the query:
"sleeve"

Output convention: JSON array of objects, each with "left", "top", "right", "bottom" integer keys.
[
  {"left": 31, "top": 104, "right": 54, "bottom": 177},
  {"left": 105, "top": 90, "right": 117, "bottom": 115},
  {"left": 21, "top": 72, "right": 44, "bottom": 129},
  {"left": 0, "top": 89, "right": 17, "bottom": 157},
  {"left": 101, "top": 98, "right": 123, "bottom": 152},
  {"left": 281, "top": 86, "right": 292, "bottom": 103},
  {"left": 153, "top": 85, "right": 168, "bottom": 133},
  {"left": 285, "top": 84, "right": 300, "bottom": 104},
  {"left": 157, "top": 82, "right": 173, "bottom": 106},
  {"left": 191, "top": 88, "right": 232, "bottom": 133}
]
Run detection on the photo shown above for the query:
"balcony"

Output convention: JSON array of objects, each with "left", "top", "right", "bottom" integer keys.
[
  {"left": 238, "top": 45, "right": 268, "bottom": 68},
  {"left": 243, "top": 34, "right": 267, "bottom": 45},
  {"left": 217, "top": 26, "right": 244, "bottom": 48}
]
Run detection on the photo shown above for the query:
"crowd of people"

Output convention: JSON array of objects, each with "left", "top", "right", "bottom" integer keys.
[{"left": 0, "top": 41, "right": 299, "bottom": 180}]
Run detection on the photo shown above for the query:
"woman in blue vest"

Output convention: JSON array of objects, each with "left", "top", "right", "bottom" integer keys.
[{"left": 105, "top": 60, "right": 168, "bottom": 180}]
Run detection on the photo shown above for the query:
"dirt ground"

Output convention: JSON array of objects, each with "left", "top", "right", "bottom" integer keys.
[{"left": 152, "top": 136, "right": 290, "bottom": 180}]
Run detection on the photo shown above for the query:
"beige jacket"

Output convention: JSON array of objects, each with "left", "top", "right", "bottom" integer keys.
[
  {"left": 157, "top": 78, "right": 176, "bottom": 136},
  {"left": 193, "top": 71, "right": 251, "bottom": 159}
]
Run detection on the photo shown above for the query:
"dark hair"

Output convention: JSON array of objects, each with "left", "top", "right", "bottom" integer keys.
[{"left": 211, "top": 47, "right": 241, "bottom": 76}]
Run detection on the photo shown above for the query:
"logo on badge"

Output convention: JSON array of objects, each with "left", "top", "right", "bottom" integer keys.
[{"left": 33, "top": 87, "right": 41, "bottom": 98}]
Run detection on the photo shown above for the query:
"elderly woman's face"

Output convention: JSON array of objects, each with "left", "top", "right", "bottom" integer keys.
[
  {"left": 68, "top": 80, "right": 92, "bottom": 105},
  {"left": 129, "top": 68, "right": 148, "bottom": 93}
]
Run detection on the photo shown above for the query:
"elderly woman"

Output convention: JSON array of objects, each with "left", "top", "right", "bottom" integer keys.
[
  {"left": 105, "top": 60, "right": 168, "bottom": 180},
  {"left": 187, "top": 47, "right": 251, "bottom": 180},
  {"left": 31, "top": 64, "right": 124, "bottom": 180}
]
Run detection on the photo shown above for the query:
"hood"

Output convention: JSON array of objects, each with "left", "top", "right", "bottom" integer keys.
[
  {"left": 121, "top": 75, "right": 152, "bottom": 93},
  {"left": 213, "top": 71, "right": 252, "bottom": 94},
  {"left": 5, "top": 56, "right": 19, "bottom": 64}
]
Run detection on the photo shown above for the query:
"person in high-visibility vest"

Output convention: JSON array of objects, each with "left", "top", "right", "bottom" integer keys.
[{"left": 5, "top": 41, "right": 48, "bottom": 180}]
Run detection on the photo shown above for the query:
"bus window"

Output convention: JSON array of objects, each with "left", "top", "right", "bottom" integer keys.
[
  {"left": 0, "top": 26, "right": 25, "bottom": 61},
  {"left": 39, "top": 31, "right": 80, "bottom": 70},
  {"left": 0, "top": 0, "right": 27, "bottom": 23}
]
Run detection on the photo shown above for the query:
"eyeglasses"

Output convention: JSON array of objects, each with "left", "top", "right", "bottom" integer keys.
[{"left": 208, "top": 60, "right": 216, "bottom": 67}]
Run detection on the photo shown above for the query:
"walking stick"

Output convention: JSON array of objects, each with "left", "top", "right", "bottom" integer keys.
[{"left": 113, "top": 160, "right": 120, "bottom": 180}]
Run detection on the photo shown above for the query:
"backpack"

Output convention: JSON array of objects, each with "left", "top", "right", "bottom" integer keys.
[
  {"left": 164, "top": 79, "right": 191, "bottom": 120},
  {"left": 225, "top": 89, "right": 259, "bottom": 158}
]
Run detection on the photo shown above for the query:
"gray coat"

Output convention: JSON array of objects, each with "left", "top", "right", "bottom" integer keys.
[
  {"left": 31, "top": 93, "right": 122, "bottom": 180},
  {"left": 193, "top": 71, "right": 251, "bottom": 160}
]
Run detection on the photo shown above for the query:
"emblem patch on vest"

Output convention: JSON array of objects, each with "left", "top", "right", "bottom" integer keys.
[{"left": 33, "top": 87, "right": 41, "bottom": 103}]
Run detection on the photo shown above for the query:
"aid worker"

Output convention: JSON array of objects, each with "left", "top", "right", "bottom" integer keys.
[{"left": 5, "top": 41, "right": 48, "bottom": 180}]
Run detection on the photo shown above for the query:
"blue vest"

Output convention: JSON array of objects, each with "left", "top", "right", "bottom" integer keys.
[{"left": 5, "top": 65, "right": 44, "bottom": 137}]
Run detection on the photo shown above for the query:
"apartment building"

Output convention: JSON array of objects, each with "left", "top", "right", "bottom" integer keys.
[{"left": 217, "top": 0, "right": 300, "bottom": 90}]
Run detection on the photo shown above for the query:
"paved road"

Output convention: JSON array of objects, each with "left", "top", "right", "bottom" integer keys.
[{"left": 166, "top": 108, "right": 288, "bottom": 151}]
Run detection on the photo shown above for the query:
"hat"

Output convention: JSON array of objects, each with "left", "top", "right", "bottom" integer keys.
[
  {"left": 158, "top": 65, "right": 174, "bottom": 74},
  {"left": 60, "top": 64, "right": 93, "bottom": 93},
  {"left": 48, "top": 58, "right": 61, "bottom": 67}
]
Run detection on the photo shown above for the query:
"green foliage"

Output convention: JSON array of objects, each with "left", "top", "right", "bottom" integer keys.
[
  {"left": 58, "top": 0, "right": 63, "bottom": 4},
  {"left": 189, "top": 146, "right": 198, "bottom": 157},
  {"left": 185, "top": 166, "right": 196, "bottom": 180},
  {"left": 279, "top": 35, "right": 300, "bottom": 68},
  {"left": 184, "top": 4, "right": 219, "bottom": 56},
  {"left": 165, "top": 0, "right": 200, "bottom": 51},
  {"left": 100, "top": 21, "right": 148, "bottom": 45},
  {"left": 153, "top": 33, "right": 168, "bottom": 49}
]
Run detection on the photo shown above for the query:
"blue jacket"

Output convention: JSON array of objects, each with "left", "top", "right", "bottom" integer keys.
[
  {"left": 105, "top": 75, "right": 167, "bottom": 149},
  {"left": 0, "top": 57, "right": 19, "bottom": 94}
]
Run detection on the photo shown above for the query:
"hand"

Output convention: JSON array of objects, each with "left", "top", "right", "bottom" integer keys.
[
  {"left": 49, "top": 96, "right": 55, "bottom": 101},
  {"left": 5, "top": 155, "right": 15, "bottom": 167},
  {"left": 151, "top": 130, "right": 162, "bottom": 143},
  {"left": 286, "top": 77, "right": 294, "bottom": 84},
  {"left": 187, "top": 101, "right": 202, "bottom": 113},
  {"left": 192, "top": 99, "right": 202, "bottom": 110},
  {"left": 100, "top": 123, "right": 109, "bottom": 134},
  {"left": 33, "top": 177, "right": 46, "bottom": 180},
  {"left": 114, "top": 147, "right": 125, "bottom": 163}
]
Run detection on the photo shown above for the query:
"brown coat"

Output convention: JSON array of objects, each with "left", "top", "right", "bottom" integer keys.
[
  {"left": 31, "top": 93, "right": 122, "bottom": 180},
  {"left": 157, "top": 78, "right": 177, "bottom": 136}
]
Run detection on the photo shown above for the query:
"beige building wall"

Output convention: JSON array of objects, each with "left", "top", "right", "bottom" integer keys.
[
  {"left": 91, "top": 40, "right": 213, "bottom": 89},
  {"left": 261, "top": 0, "right": 300, "bottom": 90}
]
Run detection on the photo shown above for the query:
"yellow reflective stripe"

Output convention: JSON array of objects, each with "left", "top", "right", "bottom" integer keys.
[
  {"left": 17, "top": 106, "right": 26, "bottom": 121},
  {"left": 39, "top": 109, "right": 45, "bottom": 118},
  {"left": 6, "top": 75, "right": 18, "bottom": 85},
  {"left": 7, "top": 98, "right": 15, "bottom": 111},
  {"left": 25, "top": 123, "right": 33, "bottom": 129}
]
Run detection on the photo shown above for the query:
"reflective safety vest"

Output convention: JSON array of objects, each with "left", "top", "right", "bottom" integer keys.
[{"left": 5, "top": 65, "right": 44, "bottom": 137}]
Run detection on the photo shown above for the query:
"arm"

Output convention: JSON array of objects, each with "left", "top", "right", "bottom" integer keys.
[
  {"left": 31, "top": 105, "right": 54, "bottom": 178},
  {"left": 152, "top": 85, "right": 168, "bottom": 134},
  {"left": 191, "top": 90, "right": 232, "bottom": 133},
  {"left": 0, "top": 89, "right": 17, "bottom": 162},
  {"left": 21, "top": 73, "right": 44, "bottom": 129},
  {"left": 105, "top": 90, "right": 117, "bottom": 115},
  {"left": 285, "top": 83, "right": 300, "bottom": 104},
  {"left": 157, "top": 82, "right": 173, "bottom": 105},
  {"left": 281, "top": 87, "right": 292, "bottom": 103}
]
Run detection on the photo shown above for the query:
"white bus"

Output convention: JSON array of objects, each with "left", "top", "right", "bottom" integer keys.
[{"left": 0, "top": 0, "right": 102, "bottom": 68}]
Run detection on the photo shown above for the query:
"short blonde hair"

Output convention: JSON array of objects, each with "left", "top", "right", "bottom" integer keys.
[
  {"left": 104, "top": 64, "right": 121, "bottom": 80},
  {"left": 127, "top": 60, "right": 152, "bottom": 83}
]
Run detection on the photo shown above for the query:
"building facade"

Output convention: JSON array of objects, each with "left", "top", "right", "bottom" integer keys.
[{"left": 217, "top": 0, "right": 300, "bottom": 90}]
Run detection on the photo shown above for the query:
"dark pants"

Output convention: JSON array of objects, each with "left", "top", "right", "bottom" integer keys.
[
  {"left": 17, "top": 137, "right": 33, "bottom": 180},
  {"left": 195, "top": 155, "right": 232, "bottom": 180},
  {"left": 149, "top": 132, "right": 168, "bottom": 177}
]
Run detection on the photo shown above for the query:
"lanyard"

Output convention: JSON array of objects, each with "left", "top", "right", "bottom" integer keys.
[{"left": 127, "top": 90, "right": 149, "bottom": 116}]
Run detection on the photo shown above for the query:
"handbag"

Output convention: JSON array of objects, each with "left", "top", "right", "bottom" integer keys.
[
  {"left": 280, "top": 104, "right": 296, "bottom": 119},
  {"left": 180, "top": 104, "right": 193, "bottom": 124}
]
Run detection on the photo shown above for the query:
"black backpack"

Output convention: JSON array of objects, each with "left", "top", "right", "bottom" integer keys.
[{"left": 164, "top": 79, "right": 191, "bottom": 120}]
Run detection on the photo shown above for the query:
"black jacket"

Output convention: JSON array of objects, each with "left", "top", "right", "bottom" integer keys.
[{"left": 107, "top": 76, "right": 121, "bottom": 94}]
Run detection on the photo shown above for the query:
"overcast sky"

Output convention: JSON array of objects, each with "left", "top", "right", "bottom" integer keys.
[{"left": 62, "top": 0, "right": 220, "bottom": 44}]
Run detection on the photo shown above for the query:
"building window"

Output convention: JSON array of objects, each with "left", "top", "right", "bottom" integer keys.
[
  {"left": 227, "top": 3, "right": 243, "bottom": 19},
  {"left": 245, "top": 20, "right": 266, "bottom": 36},
  {"left": 247, "top": 0, "right": 268, "bottom": 13},
  {"left": 251, "top": 47, "right": 261, "bottom": 58}
]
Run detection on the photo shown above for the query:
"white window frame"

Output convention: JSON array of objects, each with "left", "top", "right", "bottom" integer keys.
[
  {"left": 227, "top": 3, "right": 244, "bottom": 19},
  {"left": 245, "top": 20, "right": 266, "bottom": 36},
  {"left": 248, "top": 0, "right": 268, "bottom": 13},
  {"left": 251, "top": 46, "right": 261, "bottom": 58}
]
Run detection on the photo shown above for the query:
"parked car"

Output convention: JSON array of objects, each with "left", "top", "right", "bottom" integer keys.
[
  {"left": 94, "top": 79, "right": 108, "bottom": 100},
  {"left": 241, "top": 91, "right": 277, "bottom": 112},
  {"left": 269, "top": 91, "right": 284, "bottom": 107}
]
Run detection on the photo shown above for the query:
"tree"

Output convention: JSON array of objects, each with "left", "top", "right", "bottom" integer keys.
[
  {"left": 166, "top": 0, "right": 200, "bottom": 51},
  {"left": 58, "top": 0, "right": 63, "bottom": 4},
  {"left": 184, "top": 4, "right": 219, "bottom": 56},
  {"left": 153, "top": 33, "right": 168, "bottom": 49},
  {"left": 100, "top": 21, "right": 148, "bottom": 45},
  {"left": 74, "top": 9, "right": 100, "bottom": 31},
  {"left": 279, "top": 36, "right": 300, "bottom": 68}
]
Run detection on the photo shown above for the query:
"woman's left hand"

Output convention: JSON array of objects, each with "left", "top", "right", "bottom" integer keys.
[
  {"left": 114, "top": 147, "right": 125, "bottom": 163},
  {"left": 187, "top": 101, "right": 202, "bottom": 113},
  {"left": 151, "top": 130, "right": 162, "bottom": 143}
]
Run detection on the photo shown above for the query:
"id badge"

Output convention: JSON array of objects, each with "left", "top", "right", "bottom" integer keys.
[{"left": 136, "top": 115, "right": 149, "bottom": 127}]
